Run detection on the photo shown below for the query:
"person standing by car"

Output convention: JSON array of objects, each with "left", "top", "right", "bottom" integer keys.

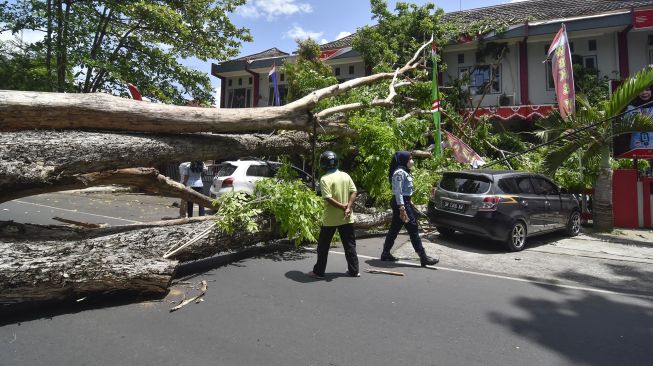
[
  {"left": 182, "top": 160, "right": 206, "bottom": 217},
  {"left": 381, "top": 151, "right": 439, "bottom": 267},
  {"left": 307, "top": 151, "right": 360, "bottom": 279}
]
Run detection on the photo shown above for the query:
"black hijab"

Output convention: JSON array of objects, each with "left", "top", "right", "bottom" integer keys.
[{"left": 388, "top": 151, "right": 411, "bottom": 183}]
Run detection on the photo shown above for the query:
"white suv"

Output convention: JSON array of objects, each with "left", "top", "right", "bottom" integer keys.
[{"left": 209, "top": 160, "right": 281, "bottom": 198}]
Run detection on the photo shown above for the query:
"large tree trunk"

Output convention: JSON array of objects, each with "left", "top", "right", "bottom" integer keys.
[
  {"left": 0, "top": 91, "right": 311, "bottom": 133},
  {"left": 0, "top": 130, "right": 326, "bottom": 203},
  {"left": 0, "top": 210, "right": 392, "bottom": 305},
  {"left": 593, "top": 146, "right": 614, "bottom": 231}
]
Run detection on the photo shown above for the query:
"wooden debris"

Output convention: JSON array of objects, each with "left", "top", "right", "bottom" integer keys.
[
  {"left": 169, "top": 280, "right": 207, "bottom": 312},
  {"left": 364, "top": 268, "right": 405, "bottom": 276}
]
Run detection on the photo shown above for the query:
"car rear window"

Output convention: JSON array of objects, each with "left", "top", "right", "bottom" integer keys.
[
  {"left": 439, "top": 174, "right": 491, "bottom": 194},
  {"left": 246, "top": 164, "right": 276, "bottom": 177},
  {"left": 216, "top": 164, "right": 237, "bottom": 177}
]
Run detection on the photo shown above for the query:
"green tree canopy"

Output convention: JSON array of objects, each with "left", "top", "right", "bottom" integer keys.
[
  {"left": 284, "top": 38, "right": 338, "bottom": 102},
  {"left": 1, "top": 0, "right": 251, "bottom": 103}
]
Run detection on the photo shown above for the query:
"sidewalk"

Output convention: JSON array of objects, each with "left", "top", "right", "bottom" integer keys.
[{"left": 387, "top": 228, "right": 653, "bottom": 296}]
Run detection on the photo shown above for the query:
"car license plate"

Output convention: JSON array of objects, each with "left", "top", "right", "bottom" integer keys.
[{"left": 442, "top": 200, "right": 465, "bottom": 212}]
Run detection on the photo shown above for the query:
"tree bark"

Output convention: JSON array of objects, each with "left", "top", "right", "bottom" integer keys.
[
  {"left": 0, "top": 130, "right": 325, "bottom": 203},
  {"left": 0, "top": 168, "right": 218, "bottom": 208},
  {"left": 593, "top": 146, "right": 614, "bottom": 231},
  {"left": 0, "top": 210, "right": 392, "bottom": 305}
]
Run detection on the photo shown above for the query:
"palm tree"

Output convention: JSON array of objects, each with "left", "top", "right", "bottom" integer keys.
[{"left": 539, "top": 67, "right": 653, "bottom": 231}]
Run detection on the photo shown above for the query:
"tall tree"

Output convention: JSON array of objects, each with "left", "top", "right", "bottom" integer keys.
[
  {"left": 0, "top": 0, "right": 251, "bottom": 103},
  {"left": 539, "top": 68, "right": 653, "bottom": 231}
]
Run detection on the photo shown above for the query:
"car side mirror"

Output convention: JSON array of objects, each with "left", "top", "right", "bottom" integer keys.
[{"left": 560, "top": 187, "right": 569, "bottom": 194}]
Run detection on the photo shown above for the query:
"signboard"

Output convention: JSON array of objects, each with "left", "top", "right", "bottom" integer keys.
[
  {"left": 616, "top": 132, "right": 653, "bottom": 158},
  {"left": 634, "top": 9, "right": 653, "bottom": 29},
  {"left": 630, "top": 132, "right": 653, "bottom": 149}
]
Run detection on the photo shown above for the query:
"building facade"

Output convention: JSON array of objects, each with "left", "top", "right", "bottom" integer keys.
[{"left": 212, "top": 0, "right": 653, "bottom": 120}]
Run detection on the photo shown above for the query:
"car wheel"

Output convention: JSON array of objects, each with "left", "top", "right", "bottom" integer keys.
[
  {"left": 436, "top": 226, "right": 455, "bottom": 237},
  {"left": 505, "top": 221, "right": 527, "bottom": 252},
  {"left": 566, "top": 210, "right": 581, "bottom": 237}
]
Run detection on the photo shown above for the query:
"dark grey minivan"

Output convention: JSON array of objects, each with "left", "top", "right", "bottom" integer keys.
[{"left": 427, "top": 170, "right": 581, "bottom": 251}]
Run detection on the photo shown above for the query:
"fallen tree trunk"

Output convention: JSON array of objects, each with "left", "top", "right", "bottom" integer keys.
[
  {"left": 0, "top": 210, "right": 392, "bottom": 305},
  {"left": 0, "top": 130, "right": 328, "bottom": 203},
  {"left": 0, "top": 168, "right": 217, "bottom": 207}
]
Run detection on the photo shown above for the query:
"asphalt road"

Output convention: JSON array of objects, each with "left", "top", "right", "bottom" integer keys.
[
  {"left": 0, "top": 191, "right": 182, "bottom": 225},
  {"left": 1, "top": 192, "right": 652, "bottom": 365},
  {"left": 1, "top": 248, "right": 652, "bottom": 366}
]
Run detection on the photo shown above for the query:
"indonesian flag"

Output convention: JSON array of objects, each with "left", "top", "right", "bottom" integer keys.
[
  {"left": 269, "top": 64, "right": 281, "bottom": 106},
  {"left": 547, "top": 24, "right": 575, "bottom": 119},
  {"left": 431, "top": 36, "right": 442, "bottom": 157}
]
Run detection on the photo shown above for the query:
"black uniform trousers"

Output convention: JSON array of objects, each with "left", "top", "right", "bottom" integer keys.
[
  {"left": 313, "top": 223, "right": 358, "bottom": 276},
  {"left": 383, "top": 196, "right": 425, "bottom": 254}
]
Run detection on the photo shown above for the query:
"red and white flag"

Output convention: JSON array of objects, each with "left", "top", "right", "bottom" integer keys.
[
  {"left": 443, "top": 131, "right": 486, "bottom": 168},
  {"left": 547, "top": 24, "right": 575, "bottom": 119}
]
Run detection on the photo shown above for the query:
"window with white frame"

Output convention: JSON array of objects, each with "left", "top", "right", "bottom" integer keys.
[
  {"left": 583, "top": 55, "right": 598, "bottom": 70},
  {"left": 459, "top": 64, "right": 501, "bottom": 95}
]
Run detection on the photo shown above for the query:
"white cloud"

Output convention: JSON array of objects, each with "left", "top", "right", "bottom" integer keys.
[
  {"left": 334, "top": 31, "right": 351, "bottom": 41},
  {"left": 237, "top": 0, "right": 312, "bottom": 21},
  {"left": 320, "top": 38, "right": 329, "bottom": 45},
  {"left": 236, "top": 4, "right": 261, "bottom": 18},
  {"left": 284, "top": 25, "right": 323, "bottom": 41}
]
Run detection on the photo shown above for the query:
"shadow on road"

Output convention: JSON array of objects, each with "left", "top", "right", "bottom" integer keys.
[
  {"left": 363, "top": 258, "right": 438, "bottom": 271},
  {"left": 284, "top": 270, "right": 351, "bottom": 283},
  {"left": 488, "top": 268, "right": 653, "bottom": 365},
  {"left": 583, "top": 232, "right": 653, "bottom": 248},
  {"left": 0, "top": 292, "right": 165, "bottom": 327}
]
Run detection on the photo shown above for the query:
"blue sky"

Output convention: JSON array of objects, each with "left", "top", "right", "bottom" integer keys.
[{"left": 196, "top": 0, "right": 524, "bottom": 103}]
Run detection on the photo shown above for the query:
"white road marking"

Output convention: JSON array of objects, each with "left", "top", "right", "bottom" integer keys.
[
  {"left": 13, "top": 200, "right": 143, "bottom": 224},
  {"left": 322, "top": 249, "right": 653, "bottom": 300}
]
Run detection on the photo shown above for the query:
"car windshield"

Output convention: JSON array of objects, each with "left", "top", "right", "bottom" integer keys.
[
  {"left": 216, "top": 164, "right": 237, "bottom": 177},
  {"left": 439, "top": 174, "right": 491, "bottom": 194}
]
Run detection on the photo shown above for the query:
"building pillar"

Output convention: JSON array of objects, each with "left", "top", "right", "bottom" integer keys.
[
  {"left": 618, "top": 25, "right": 633, "bottom": 79},
  {"left": 245, "top": 67, "right": 260, "bottom": 107},
  {"left": 218, "top": 76, "right": 226, "bottom": 108},
  {"left": 519, "top": 40, "right": 529, "bottom": 105}
]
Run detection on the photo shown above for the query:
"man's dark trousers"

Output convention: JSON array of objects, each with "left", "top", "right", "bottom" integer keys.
[{"left": 313, "top": 223, "right": 358, "bottom": 276}]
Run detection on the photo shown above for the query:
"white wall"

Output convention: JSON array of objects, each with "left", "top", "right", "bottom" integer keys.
[
  {"left": 527, "top": 32, "right": 618, "bottom": 105},
  {"left": 628, "top": 29, "right": 653, "bottom": 76},
  {"left": 442, "top": 43, "right": 519, "bottom": 107}
]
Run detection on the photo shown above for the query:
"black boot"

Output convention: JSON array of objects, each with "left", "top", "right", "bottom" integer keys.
[
  {"left": 418, "top": 250, "right": 439, "bottom": 267},
  {"left": 380, "top": 252, "right": 398, "bottom": 261}
]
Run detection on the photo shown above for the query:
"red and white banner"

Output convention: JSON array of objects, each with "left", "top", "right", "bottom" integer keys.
[
  {"left": 443, "top": 131, "right": 486, "bottom": 168},
  {"left": 547, "top": 24, "right": 575, "bottom": 119},
  {"left": 634, "top": 8, "right": 653, "bottom": 29},
  {"left": 463, "top": 105, "right": 556, "bottom": 121},
  {"left": 319, "top": 47, "right": 351, "bottom": 61}
]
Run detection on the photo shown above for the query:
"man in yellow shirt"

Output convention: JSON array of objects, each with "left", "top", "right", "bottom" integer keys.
[{"left": 307, "top": 151, "right": 360, "bottom": 279}]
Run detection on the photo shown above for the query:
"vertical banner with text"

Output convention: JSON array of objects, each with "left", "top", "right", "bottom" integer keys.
[{"left": 547, "top": 24, "right": 575, "bottom": 119}]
